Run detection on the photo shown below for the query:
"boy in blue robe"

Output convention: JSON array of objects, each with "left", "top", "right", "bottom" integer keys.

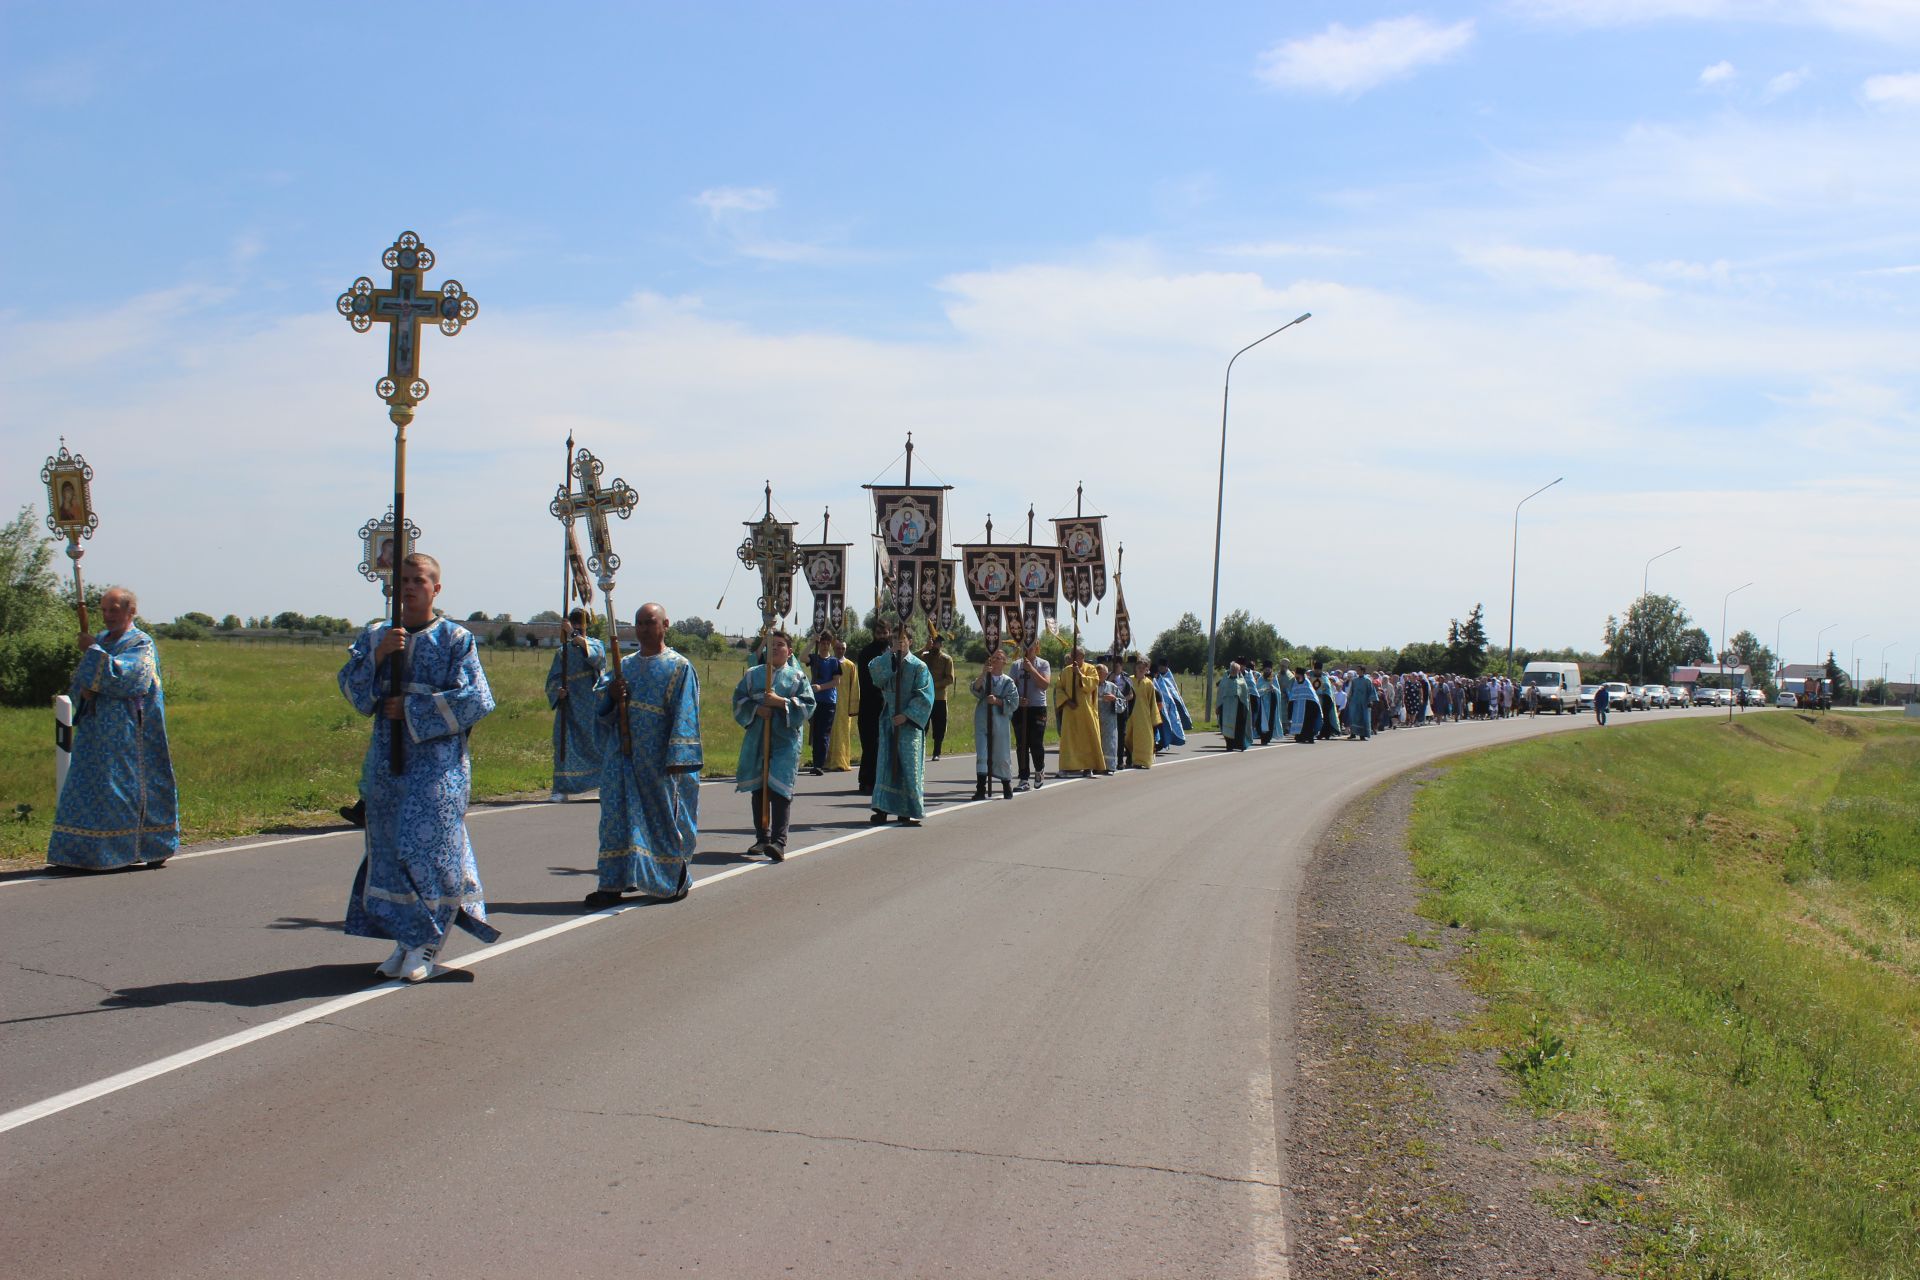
[
  {"left": 338, "top": 554, "right": 499, "bottom": 982},
  {"left": 544, "top": 608, "right": 607, "bottom": 802},
  {"left": 869, "top": 627, "right": 935, "bottom": 825},
  {"left": 47, "top": 586, "right": 179, "bottom": 870},
  {"left": 732, "top": 629, "right": 815, "bottom": 861},
  {"left": 592, "top": 602, "right": 702, "bottom": 906},
  {"left": 971, "top": 648, "right": 1018, "bottom": 800}
]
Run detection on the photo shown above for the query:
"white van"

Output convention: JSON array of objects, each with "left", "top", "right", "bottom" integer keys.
[{"left": 1520, "top": 661, "right": 1582, "bottom": 713}]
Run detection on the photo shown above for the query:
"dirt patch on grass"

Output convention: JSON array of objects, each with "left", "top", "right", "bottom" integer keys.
[{"left": 1286, "top": 770, "right": 1638, "bottom": 1277}]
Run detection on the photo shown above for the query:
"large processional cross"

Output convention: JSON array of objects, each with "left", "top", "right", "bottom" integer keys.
[
  {"left": 735, "top": 483, "right": 798, "bottom": 832},
  {"left": 337, "top": 230, "right": 479, "bottom": 774},
  {"left": 551, "top": 448, "right": 638, "bottom": 754}
]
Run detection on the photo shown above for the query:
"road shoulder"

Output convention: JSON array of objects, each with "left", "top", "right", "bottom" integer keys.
[{"left": 1284, "top": 768, "right": 1633, "bottom": 1277}]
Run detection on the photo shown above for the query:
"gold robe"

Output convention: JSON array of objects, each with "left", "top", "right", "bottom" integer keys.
[
  {"left": 1053, "top": 661, "right": 1103, "bottom": 772},
  {"left": 1128, "top": 677, "right": 1161, "bottom": 768},
  {"left": 826, "top": 655, "right": 859, "bottom": 771}
]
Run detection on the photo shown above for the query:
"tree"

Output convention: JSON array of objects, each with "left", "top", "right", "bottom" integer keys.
[
  {"left": 1722, "top": 630, "right": 1776, "bottom": 693},
  {"left": 675, "top": 615, "right": 716, "bottom": 639},
  {"left": 497, "top": 623, "right": 518, "bottom": 647},
  {"left": 1679, "top": 627, "right": 1714, "bottom": 664},
  {"left": 529, "top": 609, "right": 562, "bottom": 625},
  {"left": 1442, "top": 603, "right": 1489, "bottom": 675},
  {"left": 1216, "top": 609, "right": 1284, "bottom": 669},
  {"left": 1148, "top": 612, "right": 1208, "bottom": 675},
  {"left": 271, "top": 610, "right": 309, "bottom": 631},
  {"left": 467, "top": 610, "right": 488, "bottom": 622},
  {"left": 1601, "top": 593, "right": 1699, "bottom": 683},
  {"left": 218, "top": 614, "right": 242, "bottom": 631},
  {"left": 1394, "top": 641, "right": 1448, "bottom": 675},
  {"left": 0, "top": 504, "right": 77, "bottom": 706}
]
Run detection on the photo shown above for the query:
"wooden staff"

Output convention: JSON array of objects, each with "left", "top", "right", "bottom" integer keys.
[
  {"left": 757, "top": 485, "right": 777, "bottom": 837},
  {"left": 556, "top": 433, "right": 575, "bottom": 768},
  {"left": 602, "top": 584, "right": 631, "bottom": 758},
  {"left": 387, "top": 417, "right": 409, "bottom": 775}
]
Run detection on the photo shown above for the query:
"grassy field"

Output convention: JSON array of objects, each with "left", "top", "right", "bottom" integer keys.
[
  {"left": 1409, "top": 711, "right": 1920, "bottom": 1278},
  {"left": 1, "top": 638, "right": 1212, "bottom": 862}
]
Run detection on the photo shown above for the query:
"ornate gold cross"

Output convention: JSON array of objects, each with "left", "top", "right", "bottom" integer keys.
[
  {"left": 337, "top": 231, "right": 479, "bottom": 424},
  {"left": 553, "top": 449, "right": 638, "bottom": 592}
]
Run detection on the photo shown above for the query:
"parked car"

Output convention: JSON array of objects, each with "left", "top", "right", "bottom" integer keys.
[
  {"left": 1667, "top": 685, "right": 1692, "bottom": 707},
  {"left": 1604, "top": 681, "right": 1634, "bottom": 711},
  {"left": 1643, "top": 685, "right": 1670, "bottom": 709},
  {"left": 1578, "top": 684, "right": 1600, "bottom": 712},
  {"left": 1709, "top": 688, "right": 1734, "bottom": 706},
  {"left": 1775, "top": 688, "right": 1799, "bottom": 708}
]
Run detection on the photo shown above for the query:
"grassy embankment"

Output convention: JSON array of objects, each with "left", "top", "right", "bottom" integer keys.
[
  {"left": 1409, "top": 711, "right": 1920, "bottom": 1278},
  {"left": 1, "top": 638, "right": 1211, "bottom": 862}
]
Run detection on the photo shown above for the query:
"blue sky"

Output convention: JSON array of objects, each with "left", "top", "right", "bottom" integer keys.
[{"left": 3, "top": 1, "right": 1916, "bottom": 674}]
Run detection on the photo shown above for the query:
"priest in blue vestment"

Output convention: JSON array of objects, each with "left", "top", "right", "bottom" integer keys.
[
  {"left": 1152, "top": 664, "right": 1190, "bottom": 750},
  {"left": 732, "top": 629, "right": 814, "bottom": 861},
  {"left": 868, "top": 627, "right": 935, "bottom": 825},
  {"left": 971, "top": 647, "right": 1017, "bottom": 800},
  {"left": 1244, "top": 667, "right": 1270, "bottom": 743},
  {"left": 338, "top": 554, "right": 499, "bottom": 982},
  {"left": 47, "top": 586, "right": 179, "bottom": 870},
  {"left": 1216, "top": 662, "right": 1250, "bottom": 751},
  {"left": 544, "top": 608, "right": 607, "bottom": 802},
  {"left": 592, "top": 602, "right": 702, "bottom": 906}
]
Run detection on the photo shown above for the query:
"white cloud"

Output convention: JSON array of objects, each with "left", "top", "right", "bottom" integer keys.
[
  {"left": 1256, "top": 16, "right": 1475, "bottom": 95},
  {"left": 1764, "top": 67, "right": 1810, "bottom": 98},
  {"left": 1862, "top": 71, "right": 1920, "bottom": 107},
  {"left": 1512, "top": 0, "right": 1920, "bottom": 42},
  {"left": 1458, "top": 243, "right": 1666, "bottom": 299},
  {"left": 1208, "top": 241, "right": 1357, "bottom": 260},
  {"left": 695, "top": 186, "right": 779, "bottom": 216},
  {"left": 1699, "top": 60, "right": 1737, "bottom": 87}
]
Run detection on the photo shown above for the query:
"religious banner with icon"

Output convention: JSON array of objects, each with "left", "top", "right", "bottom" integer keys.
[
  {"left": 799, "top": 542, "right": 849, "bottom": 636},
  {"left": 1052, "top": 515, "right": 1107, "bottom": 608},
  {"left": 961, "top": 544, "right": 1017, "bottom": 651},
  {"left": 1112, "top": 577, "right": 1132, "bottom": 652},
  {"left": 871, "top": 485, "right": 946, "bottom": 624},
  {"left": 357, "top": 509, "right": 422, "bottom": 597},
  {"left": 1014, "top": 544, "right": 1061, "bottom": 643},
  {"left": 42, "top": 441, "right": 98, "bottom": 633},
  {"left": 932, "top": 559, "right": 958, "bottom": 635}
]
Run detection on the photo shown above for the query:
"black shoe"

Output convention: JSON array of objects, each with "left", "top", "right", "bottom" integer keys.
[
  {"left": 340, "top": 799, "right": 367, "bottom": 828},
  {"left": 870, "top": 811, "right": 889, "bottom": 825},
  {"left": 584, "top": 889, "right": 627, "bottom": 908},
  {"left": 931, "top": 752, "right": 941, "bottom": 761},
  {"left": 971, "top": 787, "right": 987, "bottom": 801},
  {"left": 898, "top": 816, "right": 922, "bottom": 827},
  {"left": 1001, "top": 782, "right": 1013, "bottom": 799},
  {"left": 767, "top": 843, "right": 786, "bottom": 863},
  {"left": 747, "top": 840, "right": 769, "bottom": 856}
]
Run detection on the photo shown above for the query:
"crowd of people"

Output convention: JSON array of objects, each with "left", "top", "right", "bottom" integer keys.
[{"left": 43, "top": 559, "right": 1546, "bottom": 985}]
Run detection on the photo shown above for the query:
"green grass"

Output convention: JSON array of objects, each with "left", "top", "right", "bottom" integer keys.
[
  {"left": 1408, "top": 712, "right": 1920, "bottom": 1279},
  {"left": 0, "top": 639, "right": 1216, "bottom": 862}
]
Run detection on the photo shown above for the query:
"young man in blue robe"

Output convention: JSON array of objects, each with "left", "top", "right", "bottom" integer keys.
[
  {"left": 544, "top": 607, "right": 606, "bottom": 802},
  {"left": 591, "top": 602, "right": 702, "bottom": 906},
  {"left": 970, "top": 647, "right": 1017, "bottom": 800},
  {"left": 732, "top": 629, "right": 814, "bottom": 861},
  {"left": 868, "top": 626, "right": 935, "bottom": 826},
  {"left": 338, "top": 554, "right": 499, "bottom": 982},
  {"left": 1097, "top": 664, "right": 1125, "bottom": 773},
  {"left": 47, "top": 586, "right": 179, "bottom": 871}
]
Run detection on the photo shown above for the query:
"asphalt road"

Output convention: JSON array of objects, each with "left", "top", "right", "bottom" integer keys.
[{"left": 0, "top": 705, "right": 1737, "bottom": 1278}]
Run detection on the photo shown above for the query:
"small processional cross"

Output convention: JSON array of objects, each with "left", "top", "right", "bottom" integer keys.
[{"left": 736, "top": 483, "right": 799, "bottom": 626}]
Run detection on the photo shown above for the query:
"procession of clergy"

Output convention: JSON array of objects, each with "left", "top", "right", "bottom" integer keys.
[{"left": 45, "top": 554, "right": 1527, "bottom": 984}]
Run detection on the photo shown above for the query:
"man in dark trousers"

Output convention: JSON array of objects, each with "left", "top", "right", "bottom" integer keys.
[{"left": 855, "top": 617, "right": 892, "bottom": 795}]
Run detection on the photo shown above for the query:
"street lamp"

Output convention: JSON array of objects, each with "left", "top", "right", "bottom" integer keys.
[
  {"left": 1505, "top": 477, "right": 1564, "bottom": 680},
  {"left": 1638, "top": 544, "right": 1682, "bottom": 684},
  {"left": 1814, "top": 622, "right": 1836, "bottom": 669},
  {"left": 1204, "top": 311, "right": 1310, "bottom": 720},
  {"left": 1850, "top": 634, "right": 1869, "bottom": 702},
  {"left": 1722, "top": 581, "right": 1753, "bottom": 721},
  {"left": 1880, "top": 641, "right": 1896, "bottom": 702},
  {"left": 1774, "top": 608, "right": 1800, "bottom": 685}
]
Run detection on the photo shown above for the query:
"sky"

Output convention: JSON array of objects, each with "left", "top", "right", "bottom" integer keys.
[{"left": 2, "top": 1, "right": 1916, "bottom": 678}]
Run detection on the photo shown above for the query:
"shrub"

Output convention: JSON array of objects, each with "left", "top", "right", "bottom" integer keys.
[{"left": 0, "top": 628, "right": 77, "bottom": 707}]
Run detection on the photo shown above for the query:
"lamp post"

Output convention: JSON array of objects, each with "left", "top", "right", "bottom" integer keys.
[
  {"left": 1504, "top": 477, "right": 1563, "bottom": 681},
  {"left": 1638, "top": 544, "right": 1681, "bottom": 685},
  {"left": 1814, "top": 622, "right": 1836, "bottom": 669},
  {"left": 1850, "top": 634, "right": 1869, "bottom": 704},
  {"left": 1880, "top": 641, "right": 1896, "bottom": 703},
  {"left": 1774, "top": 608, "right": 1799, "bottom": 686},
  {"left": 1721, "top": 581, "right": 1752, "bottom": 721},
  {"left": 1204, "top": 311, "right": 1311, "bottom": 720}
]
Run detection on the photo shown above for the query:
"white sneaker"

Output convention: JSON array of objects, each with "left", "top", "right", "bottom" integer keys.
[
  {"left": 549, "top": 791, "right": 566, "bottom": 804},
  {"left": 375, "top": 943, "right": 407, "bottom": 977},
  {"left": 398, "top": 943, "right": 438, "bottom": 983}
]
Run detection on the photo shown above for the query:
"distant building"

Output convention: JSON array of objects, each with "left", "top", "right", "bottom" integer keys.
[{"left": 1670, "top": 662, "right": 1750, "bottom": 688}]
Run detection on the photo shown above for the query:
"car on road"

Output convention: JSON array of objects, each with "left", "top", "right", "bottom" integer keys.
[
  {"left": 1706, "top": 688, "right": 1734, "bottom": 706},
  {"left": 1775, "top": 688, "right": 1799, "bottom": 708},
  {"left": 1604, "top": 681, "right": 1634, "bottom": 711},
  {"left": 1668, "top": 685, "right": 1692, "bottom": 707},
  {"left": 1521, "top": 661, "right": 1582, "bottom": 713},
  {"left": 1578, "top": 684, "right": 1600, "bottom": 712},
  {"left": 1643, "top": 685, "right": 1670, "bottom": 709}
]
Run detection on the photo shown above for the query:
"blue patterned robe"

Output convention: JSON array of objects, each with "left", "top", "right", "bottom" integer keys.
[
  {"left": 597, "top": 648, "right": 702, "bottom": 896},
  {"left": 1153, "top": 673, "right": 1190, "bottom": 747},
  {"left": 545, "top": 636, "right": 607, "bottom": 795},
  {"left": 869, "top": 650, "right": 934, "bottom": 818},
  {"left": 732, "top": 659, "right": 815, "bottom": 798},
  {"left": 1216, "top": 672, "right": 1249, "bottom": 739},
  {"left": 972, "top": 671, "right": 1017, "bottom": 781},
  {"left": 47, "top": 626, "right": 179, "bottom": 869},
  {"left": 339, "top": 619, "right": 499, "bottom": 949},
  {"left": 1260, "top": 672, "right": 1288, "bottom": 737},
  {"left": 1245, "top": 673, "right": 1270, "bottom": 737}
]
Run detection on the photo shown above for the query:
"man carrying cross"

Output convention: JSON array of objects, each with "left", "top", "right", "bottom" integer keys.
[
  {"left": 869, "top": 625, "right": 935, "bottom": 826},
  {"left": 591, "top": 602, "right": 703, "bottom": 906},
  {"left": 338, "top": 553, "right": 499, "bottom": 982},
  {"left": 544, "top": 607, "right": 606, "bottom": 802},
  {"left": 732, "top": 629, "right": 815, "bottom": 861}
]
